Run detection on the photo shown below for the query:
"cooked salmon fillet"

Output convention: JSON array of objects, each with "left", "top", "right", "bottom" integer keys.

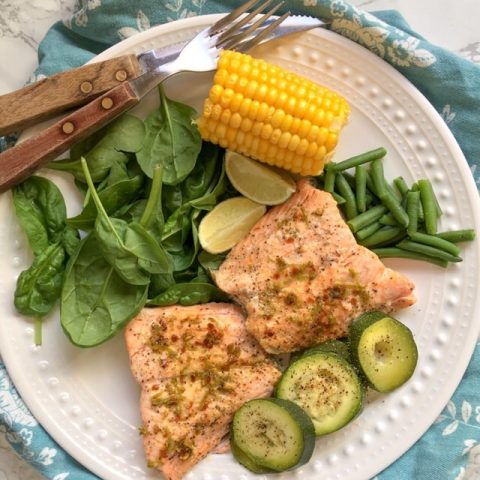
[
  {"left": 214, "top": 180, "right": 416, "bottom": 353},
  {"left": 125, "top": 303, "right": 281, "bottom": 480}
]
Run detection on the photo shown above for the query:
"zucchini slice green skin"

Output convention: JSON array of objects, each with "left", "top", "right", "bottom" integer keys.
[
  {"left": 231, "top": 398, "right": 315, "bottom": 472},
  {"left": 276, "top": 352, "right": 364, "bottom": 436},
  {"left": 291, "top": 339, "right": 351, "bottom": 364},
  {"left": 230, "top": 438, "right": 273, "bottom": 474},
  {"left": 349, "top": 311, "right": 418, "bottom": 393}
]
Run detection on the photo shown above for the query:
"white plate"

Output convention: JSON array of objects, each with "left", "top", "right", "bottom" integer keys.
[{"left": 1, "top": 14, "right": 480, "bottom": 480}]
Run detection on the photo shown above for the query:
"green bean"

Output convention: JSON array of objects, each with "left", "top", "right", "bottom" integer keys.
[
  {"left": 365, "top": 171, "right": 376, "bottom": 195},
  {"left": 406, "top": 190, "right": 420, "bottom": 235},
  {"left": 347, "top": 205, "right": 387, "bottom": 232},
  {"left": 335, "top": 173, "right": 358, "bottom": 219},
  {"left": 393, "top": 176, "right": 409, "bottom": 196},
  {"left": 331, "top": 192, "right": 346, "bottom": 205},
  {"left": 355, "top": 165, "right": 367, "bottom": 213},
  {"left": 359, "top": 226, "right": 406, "bottom": 248},
  {"left": 331, "top": 147, "right": 387, "bottom": 171},
  {"left": 372, "top": 247, "right": 448, "bottom": 268},
  {"left": 397, "top": 240, "right": 462, "bottom": 263},
  {"left": 409, "top": 231, "right": 461, "bottom": 257},
  {"left": 381, "top": 189, "right": 410, "bottom": 227},
  {"left": 385, "top": 180, "right": 402, "bottom": 201},
  {"left": 370, "top": 159, "right": 387, "bottom": 198},
  {"left": 324, "top": 165, "right": 336, "bottom": 193},
  {"left": 418, "top": 179, "right": 438, "bottom": 234},
  {"left": 356, "top": 221, "right": 382, "bottom": 240},
  {"left": 436, "top": 229, "right": 476, "bottom": 243},
  {"left": 411, "top": 183, "right": 425, "bottom": 221},
  {"left": 379, "top": 213, "right": 400, "bottom": 227}
]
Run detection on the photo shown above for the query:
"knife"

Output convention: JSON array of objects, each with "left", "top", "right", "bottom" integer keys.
[{"left": 0, "top": 16, "right": 324, "bottom": 137}]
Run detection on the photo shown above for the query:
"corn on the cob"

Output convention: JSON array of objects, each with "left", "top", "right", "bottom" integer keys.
[{"left": 197, "top": 50, "right": 350, "bottom": 176}]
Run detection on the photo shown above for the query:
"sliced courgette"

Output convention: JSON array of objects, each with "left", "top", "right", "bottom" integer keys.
[
  {"left": 230, "top": 438, "right": 272, "bottom": 474},
  {"left": 276, "top": 352, "right": 363, "bottom": 436},
  {"left": 231, "top": 398, "right": 315, "bottom": 472},
  {"left": 349, "top": 311, "right": 418, "bottom": 393},
  {"left": 291, "top": 339, "right": 351, "bottom": 364}
]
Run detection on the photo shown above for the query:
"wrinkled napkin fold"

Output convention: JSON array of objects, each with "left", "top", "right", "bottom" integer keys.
[{"left": 1, "top": 1, "right": 480, "bottom": 479}]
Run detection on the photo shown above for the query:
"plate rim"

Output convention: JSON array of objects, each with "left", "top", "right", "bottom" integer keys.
[{"left": 3, "top": 13, "right": 480, "bottom": 480}]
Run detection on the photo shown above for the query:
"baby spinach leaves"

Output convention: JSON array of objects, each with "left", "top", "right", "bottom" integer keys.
[
  {"left": 13, "top": 89, "right": 231, "bottom": 348},
  {"left": 12, "top": 177, "right": 80, "bottom": 344},
  {"left": 137, "top": 86, "right": 201, "bottom": 184},
  {"left": 61, "top": 234, "right": 148, "bottom": 347}
]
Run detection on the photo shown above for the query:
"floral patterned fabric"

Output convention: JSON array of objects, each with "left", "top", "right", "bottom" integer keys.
[{"left": 1, "top": 1, "right": 480, "bottom": 479}]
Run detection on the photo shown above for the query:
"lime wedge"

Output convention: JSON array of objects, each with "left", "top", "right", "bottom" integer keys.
[
  {"left": 225, "top": 151, "right": 297, "bottom": 205},
  {"left": 199, "top": 197, "right": 266, "bottom": 254}
]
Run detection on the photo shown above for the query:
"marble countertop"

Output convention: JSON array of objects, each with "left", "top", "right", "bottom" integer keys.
[{"left": 0, "top": 1, "right": 479, "bottom": 479}]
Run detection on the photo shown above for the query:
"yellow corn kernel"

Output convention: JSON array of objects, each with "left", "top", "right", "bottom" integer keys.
[
  {"left": 211, "top": 104, "right": 223, "bottom": 121},
  {"left": 278, "top": 132, "right": 291, "bottom": 149},
  {"left": 230, "top": 112, "right": 242, "bottom": 129},
  {"left": 220, "top": 109, "right": 232, "bottom": 126},
  {"left": 199, "top": 50, "right": 350, "bottom": 176},
  {"left": 225, "top": 73, "right": 239, "bottom": 90},
  {"left": 229, "top": 93, "right": 244, "bottom": 113},
  {"left": 209, "top": 84, "right": 224, "bottom": 103},
  {"left": 252, "top": 121, "right": 264, "bottom": 137}
]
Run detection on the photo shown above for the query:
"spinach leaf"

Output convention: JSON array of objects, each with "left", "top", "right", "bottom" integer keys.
[
  {"left": 14, "top": 243, "right": 66, "bottom": 317},
  {"left": 148, "top": 282, "right": 229, "bottom": 307},
  {"left": 124, "top": 223, "right": 171, "bottom": 275},
  {"left": 182, "top": 142, "right": 220, "bottom": 202},
  {"left": 189, "top": 159, "right": 227, "bottom": 211},
  {"left": 67, "top": 173, "right": 144, "bottom": 231},
  {"left": 137, "top": 86, "right": 202, "bottom": 184},
  {"left": 61, "top": 233, "right": 148, "bottom": 347},
  {"left": 13, "top": 176, "right": 68, "bottom": 254},
  {"left": 198, "top": 250, "right": 227, "bottom": 272},
  {"left": 62, "top": 226, "right": 81, "bottom": 257},
  {"left": 82, "top": 158, "right": 170, "bottom": 285},
  {"left": 148, "top": 272, "right": 176, "bottom": 298},
  {"left": 162, "top": 184, "right": 184, "bottom": 215},
  {"left": 139, "top": 165, "right": 164, "bottom": 238},
  {"left": 48, "top": 148, "right": 129, "bottom": 184},
  {"left": 48, "top": 115, "right": 145, "bottom": 183}
]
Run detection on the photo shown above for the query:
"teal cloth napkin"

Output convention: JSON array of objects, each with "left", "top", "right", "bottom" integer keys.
[{"left": 1, "top": 1, "right": 480, "bottom": 479}]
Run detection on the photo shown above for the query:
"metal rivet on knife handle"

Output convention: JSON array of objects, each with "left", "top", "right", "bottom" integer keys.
[
  {"left": 115, "top": 69, "right": 128, "bottom": 82},
  {"left": 80, "top": 81, "right": 93, "bottom": 94},
  {"left": 101, "top": 97, "right": 114, "bottom": 110},
  {"left": 62, "top": 122, "right": 75, "bottom": 134}
]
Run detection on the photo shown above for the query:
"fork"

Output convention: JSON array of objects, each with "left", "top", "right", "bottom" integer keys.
[{"left": 0, "top": 0, "right": 289, "bottom": 193}]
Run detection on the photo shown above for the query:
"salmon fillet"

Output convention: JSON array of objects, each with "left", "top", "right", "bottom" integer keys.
[
  {"left": 214, "top": 180, "right": 416, "bottom": 353},
  {"left": 125, "top": 303, "right": 281, "bottom": 480}
]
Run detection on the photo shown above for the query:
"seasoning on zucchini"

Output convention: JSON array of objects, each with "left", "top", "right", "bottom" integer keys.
[
  {"left": 349, "top": 311, "right": 418, "bottom": 393},
  {"left": 276, "top": 351, "right": 363, "bottom": 436},
  {"left": 231, "top": 398, "right": 315, "bottom": 472}
]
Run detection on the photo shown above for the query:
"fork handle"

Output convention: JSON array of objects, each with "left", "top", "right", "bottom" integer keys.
[
  {"left": 0, "top": 82, "right": 140, "bottom": 193},
  {"left": 0, "top": 54, "right": 142, "bottom": 136}
]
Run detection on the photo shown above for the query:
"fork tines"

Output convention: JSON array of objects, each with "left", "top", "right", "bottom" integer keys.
[{"left": 209, "top": 0, "right": 286, "bottom": 40}]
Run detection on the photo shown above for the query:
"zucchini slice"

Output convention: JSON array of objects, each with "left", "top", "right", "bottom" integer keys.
[
  {"left": 291, "top": 339, "right": 351, "bottom": 364},
  {"left": 231, "top": 398, "right": 315, "bottom": 471},
  {"left": 276, "top": 352, "right": 363, "bottom": 436},
  {"left": 230, "top": 438, "right": 272, "bottom": 474},
  {"left": 349, "top": 311, "right": 418, "bottom": 393}
]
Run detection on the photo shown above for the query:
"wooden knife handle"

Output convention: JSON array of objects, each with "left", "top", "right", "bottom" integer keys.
[
  {"left": 0, "top": 54, "right": 142, "bottom": 136},
  {"left": 0, "top": 82, "right": 140, "bottom": 193}
]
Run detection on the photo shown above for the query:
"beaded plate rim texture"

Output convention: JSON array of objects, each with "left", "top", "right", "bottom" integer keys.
[{"left": 1, "top": 14, "right": 480, "bottom": 480}]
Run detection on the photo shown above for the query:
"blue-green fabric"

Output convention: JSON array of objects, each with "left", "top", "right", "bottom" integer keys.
[{"left": 1, "top": 1, "right": 479, "bottom": 479}]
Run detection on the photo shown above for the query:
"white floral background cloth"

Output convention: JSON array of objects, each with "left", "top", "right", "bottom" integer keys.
[{"left": 1, "top": 1, "right": 480, "bottom": 479}]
